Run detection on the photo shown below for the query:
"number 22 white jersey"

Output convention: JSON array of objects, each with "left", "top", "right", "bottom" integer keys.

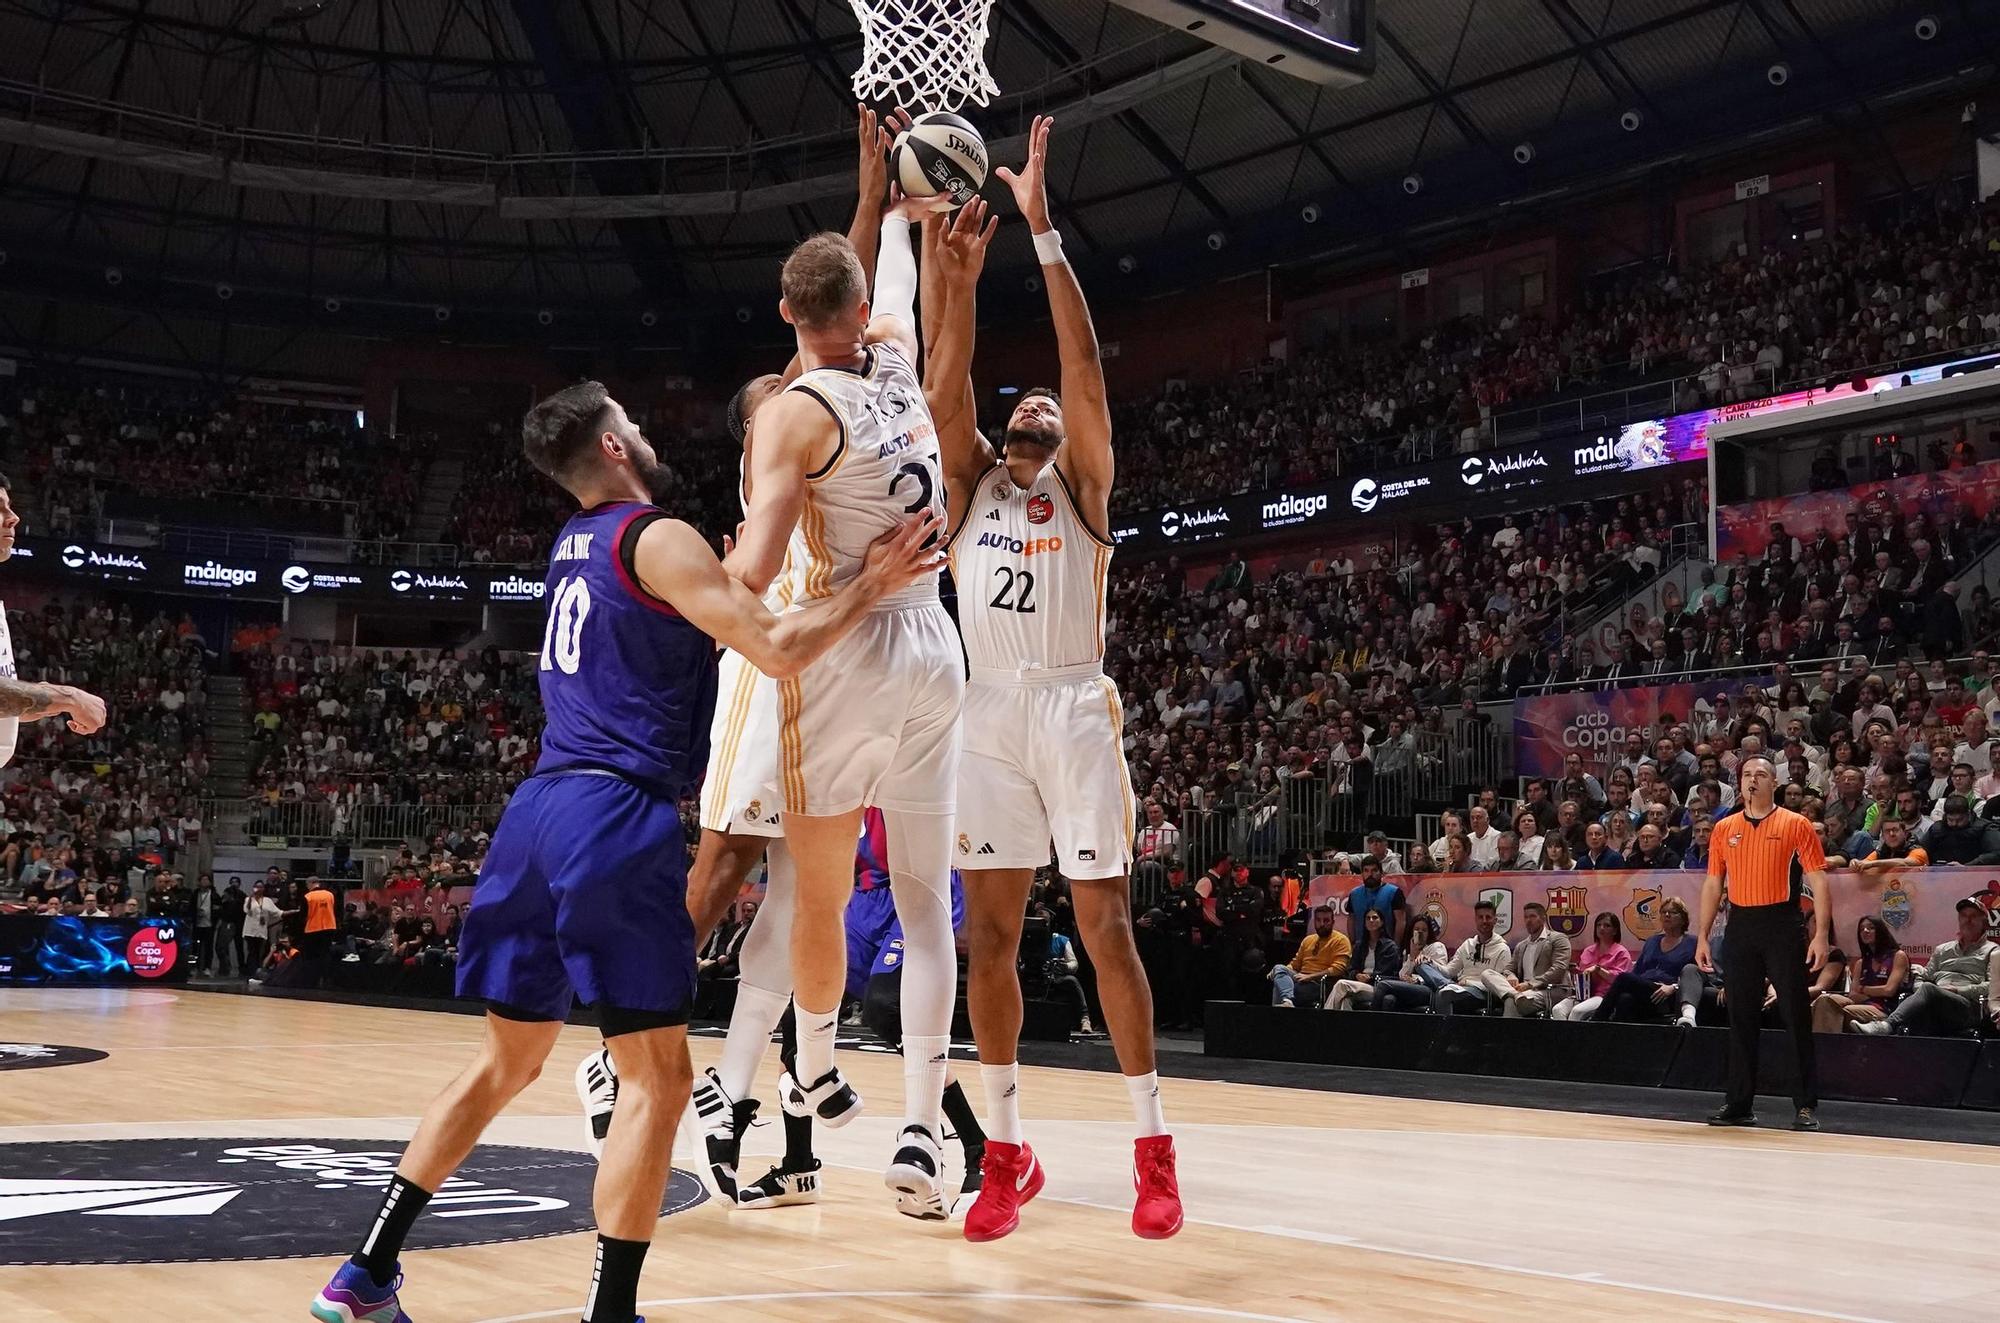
[
  {"left": 948, "top": 460, "right": 1114, "bottom": 673},
  {"left": 776, "top": 341, "right": 943, "bottom": 610}
]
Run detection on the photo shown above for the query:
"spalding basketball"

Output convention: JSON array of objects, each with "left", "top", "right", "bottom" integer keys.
[{"left": 892, "top": 111, "right": 988, "bottom": 208}]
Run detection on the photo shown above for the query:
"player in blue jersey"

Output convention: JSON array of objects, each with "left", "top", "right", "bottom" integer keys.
[
  {"left": 313, "top": 381, "right": 941, "bottom": 1323},
  {"left": 577, "top": 809, "right": 988, "bottom": 1217}
]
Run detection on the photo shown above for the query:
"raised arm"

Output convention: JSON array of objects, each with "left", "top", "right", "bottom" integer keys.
[
  {"left": 722, "top": 390, "right": 833, "bottom": 595},
  {"left": 864, "top": 192, "right": 945, "bottom": 367},
  {"left": 0, "top": 677, "right": 106, "bottom": 733},
  {"left": 997, "top": 115, "right": 1113, "bottom": 510},
  {"left": 846, "top": 104, "right": 901, "bottom": 292},
  {"left": 926, "top": 199, "right": 1001, "bottom": 495},
  {"left": 636, "top": 512, "right": 942, "bottom": 680}
]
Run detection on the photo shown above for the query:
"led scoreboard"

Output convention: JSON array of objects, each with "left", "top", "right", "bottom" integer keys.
[{"left": 1109, "top": 0, "right": 1376, "bottom": 85}]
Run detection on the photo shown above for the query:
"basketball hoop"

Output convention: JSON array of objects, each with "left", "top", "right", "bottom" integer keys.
[{"left": 849, "top": 0, "right": 1000, "bottom": 113}]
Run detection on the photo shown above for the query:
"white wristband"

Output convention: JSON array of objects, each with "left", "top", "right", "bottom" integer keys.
[{"left": 1032, "top": 227, "right": 1066, "bottom": 266}]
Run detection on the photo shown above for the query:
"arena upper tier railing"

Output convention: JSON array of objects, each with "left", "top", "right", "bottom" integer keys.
[
  {"left": 221, "top": 800, "right": 508, "bottom": 850},
  {"left": 1128, "top": 723, "right": 1512, "bottom": 907}
]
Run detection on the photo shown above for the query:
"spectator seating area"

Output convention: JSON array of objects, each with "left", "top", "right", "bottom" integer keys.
[
  {"left": 0, "top": 373, "right": 418, "bottom": 541},
  {"left": 444, "top": 423, "right": 740, "bottom": 563},
  {"left": 1111, "top": 482, "right": 1708, "bottom": 877},
  {"left": 238, "top": 641, "right": 542, "bottom": 845},
  {"left": 0, "top": 594, "right": 211, "bottom": 912},
  {"left": 1114, "top": 198, "right": 2000, "bottom": 507},
  {"left": 1548, "top": 503, "right": 2000, "bottom": 695}
]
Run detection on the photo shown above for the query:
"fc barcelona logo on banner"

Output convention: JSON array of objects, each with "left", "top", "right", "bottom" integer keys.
[{"left": 1545, "top": 886, "right": 1589, "bottom": 938}]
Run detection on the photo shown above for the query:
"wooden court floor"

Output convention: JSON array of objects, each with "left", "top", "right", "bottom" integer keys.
[{"left": 2, "top": 987, "right": 1996, "bottom": 1323}]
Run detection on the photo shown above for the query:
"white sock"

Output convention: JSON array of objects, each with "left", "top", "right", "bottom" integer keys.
[
  {"left": 1678, "top": 1005, "right": 1697, "bottom": 1026},
  {"left": 716, "top": 983, "right": 791, "bottom": 1102},
  {"left": 981, "top": 1061, "right": 1024, "bottom": 1145},
  {"left": 1126, "top": 1071, "right": 1167, "bottom": 1138},
  {"left": 903, "top": 1034, "right": 948, "bottom": 1135},
  {"left": 796, "top": 1002, "right": 839, "bottom": 1084}
]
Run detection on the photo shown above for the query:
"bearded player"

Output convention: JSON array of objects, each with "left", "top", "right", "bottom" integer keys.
[{"left": 932, "top": 115, "right": 1181, "bottom": 1241}]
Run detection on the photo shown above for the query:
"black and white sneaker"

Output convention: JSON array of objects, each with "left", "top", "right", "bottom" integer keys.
[
  {"left": 778, "top": 1067, "right": 862, "bottom": 1129},
  {"left": 885, "top": 1123, "right": 948, "bottom": 1220},
  {"left": 573, "top": 1049, "right": 618, "bottom": 1160},
  {"left": 736, "top": 1159, "right": 822, "bottom": 1209},
  {"left": 688, "top": 1067, "right": 757, "bottom": 1199}
]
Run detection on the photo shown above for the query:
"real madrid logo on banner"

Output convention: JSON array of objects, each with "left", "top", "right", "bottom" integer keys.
[
  {"left": 1545, "top": 885, "right": 1589, "bottom": 938},
  {"left": 1878, "top": 880, "right": 1913, "bottom": 931},
  {"left": 1422, "top": 889, "right": 1451, "bottom": 942}
]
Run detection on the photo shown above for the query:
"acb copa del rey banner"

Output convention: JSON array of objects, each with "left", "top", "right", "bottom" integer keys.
[
  {"left": 1511, "top": 676, "right": 1768, "bottom": 779},
  {"left": 1310, "top": 866, "right": 2000, "bottom": 964}
]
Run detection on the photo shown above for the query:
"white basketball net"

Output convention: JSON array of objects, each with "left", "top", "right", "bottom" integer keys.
[{"left": 849, "top": 0, "right": 1000, "bottom": 113}]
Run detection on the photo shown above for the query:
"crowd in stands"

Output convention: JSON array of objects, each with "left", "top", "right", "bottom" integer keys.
[
  {"left": 1553, "top": 483, "right": 2000, "bottom": 694},
  {"left": 1113, "top": 195, "right": 2000, "bottom": 511},
  {"left": 0, "top": 374, "right": 418, "bottom": 541},
  {"left": 1109, "top": 482, "right": 1707, "bottom": 874},
  {"left": 239, "top": 641, "right": 543, "bottom": 835},
  {"left": 1128, "top": 620, "right": 2000, "bottom": 1041},
  {"left": 1234, "top": 878, "right": 1998, "bottom": 1041},
  {"left": 446, "top": 421, "right": 738, "bottom": 563},
  {"left": 0, "top": 595, "right": 211, "bottom": 913}
]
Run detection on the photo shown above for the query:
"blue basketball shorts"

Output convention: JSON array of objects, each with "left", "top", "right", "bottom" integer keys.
[
  {"left": 456, "top": 772, "right": 696, "bottom": 1025},
  {"left": 844, "top": 885, "right": 899, "bottom": 1001}
]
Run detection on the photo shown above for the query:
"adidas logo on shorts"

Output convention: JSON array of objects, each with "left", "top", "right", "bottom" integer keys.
[{"left": 977, "top": 843, "right": 996, "bottom": 855}]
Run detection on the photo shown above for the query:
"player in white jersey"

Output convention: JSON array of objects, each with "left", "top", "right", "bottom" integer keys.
[
  {"left": 724, "top": 184, "right": 976, "bottom": 1210},
  {"left": 0, "top": 476, "right": 107, "bottom": 753},
  {"left": 930, "top": 117, "right": 1181, "bottom": 1242}
]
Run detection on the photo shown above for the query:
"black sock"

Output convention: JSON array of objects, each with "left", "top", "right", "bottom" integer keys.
[
  {"left": 352, "top": 1174, "right": 432, "bottom": 1286},
  {"left": 582, "top": 1234, "right": 649, "bottom": 1323},
  {"left": 781, "top": 1104, "right": 815, "bottom": 1169},
  {"left": 942, "top": 1080, "right": 984, "bottom": 1153}
]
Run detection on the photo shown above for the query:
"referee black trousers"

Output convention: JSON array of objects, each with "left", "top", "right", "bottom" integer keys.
[{"left": 1722, "top": 902, "right": 1817, "bottom": 1114}]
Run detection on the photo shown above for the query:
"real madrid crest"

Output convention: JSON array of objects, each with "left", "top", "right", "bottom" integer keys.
[{"left": 993, "top": 483, "right": 1012, "bottom": 501}]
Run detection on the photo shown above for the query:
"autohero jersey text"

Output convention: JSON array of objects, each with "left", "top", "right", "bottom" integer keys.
[{"left": 972, "top": 531, "right": 1065, "bottom": 556}]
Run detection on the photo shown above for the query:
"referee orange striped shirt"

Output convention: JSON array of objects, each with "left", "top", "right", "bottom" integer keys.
[{"left": 1706, "top": 806, "right": 1824, "bottom": 907}]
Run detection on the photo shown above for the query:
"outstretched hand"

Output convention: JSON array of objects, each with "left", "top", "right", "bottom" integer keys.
[
  {"left": 856, "top": 104, "right": 912, "bottom": 207},
  {"left": 933, "top": 197, "right": 999, "bottom": 286},
  {"left": 995, "top": 114, "right": 1053, "bottom": 232},
  {"left": 887, "top": 184, "right": 954, "bottom": 223}
]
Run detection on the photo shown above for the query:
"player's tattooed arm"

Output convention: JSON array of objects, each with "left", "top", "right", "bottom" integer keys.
[
  {"left": 0, "top": 677, "right": 108, "bottom": 733},
  {"left": 639, "top": 512, "right": 943, "bottom": 679}
]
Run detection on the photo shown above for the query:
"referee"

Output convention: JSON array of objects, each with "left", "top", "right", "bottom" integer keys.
[{"left": 1695, "top": 753, "right": 1831, "bottom": 1130}]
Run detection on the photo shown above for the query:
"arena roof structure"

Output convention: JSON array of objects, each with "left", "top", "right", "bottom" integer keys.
[{"left": 0, "top": 0, "right": 1992, "bottom": 362}]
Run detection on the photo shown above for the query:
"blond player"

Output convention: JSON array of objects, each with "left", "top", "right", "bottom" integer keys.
[
  {"left": 724, "top": 180, "right": 975, "bottom": 1209},
  {"left": 930, "top": 116, "right": 1181, "bottom": 1241},
  {"left": 575, "top": 107, "right": 929, "bottom": 1205}
]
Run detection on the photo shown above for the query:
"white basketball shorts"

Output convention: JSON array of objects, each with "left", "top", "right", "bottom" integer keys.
[
  {"left": 954, "top": 663, "right": 1136, "bottom": 880},
  {"left": 776, "top": 597, "right": 963, "bottom": 817},
  {"left": 699, "top": 647, "right": 784, "bottom": 839}
]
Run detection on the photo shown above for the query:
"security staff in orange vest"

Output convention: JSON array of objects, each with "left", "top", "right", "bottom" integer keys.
[{"left": 1696, "top": 753, "right": 1832, "bottom": 1131}]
